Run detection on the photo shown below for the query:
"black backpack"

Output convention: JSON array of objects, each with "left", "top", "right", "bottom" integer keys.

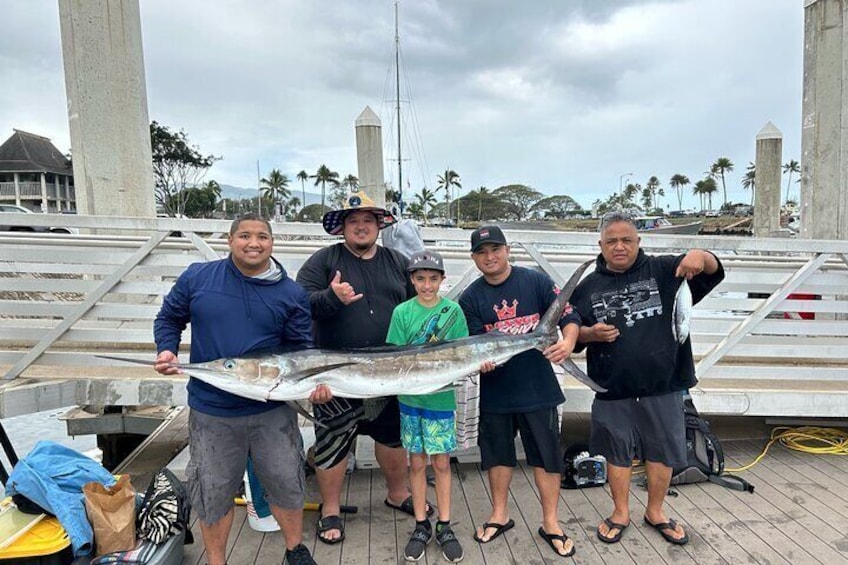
[
  {"left": 671, "top": 395, "right": 754, "bottom": 493},
  {"left": 137, "top": 468, "right": 195, "bottom": 544}
]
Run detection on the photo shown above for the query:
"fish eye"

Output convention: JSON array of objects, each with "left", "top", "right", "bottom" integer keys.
[{"left": 223, "top": 359, "right": 236, "bottom": 370}]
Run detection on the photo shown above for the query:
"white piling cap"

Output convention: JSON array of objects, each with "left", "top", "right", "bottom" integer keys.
[
  {"left": 756, "top": 121, "right": 782, "bottom": 140},
  {"left": 355, "top": 106, "right": 381, "bottom": 128}
]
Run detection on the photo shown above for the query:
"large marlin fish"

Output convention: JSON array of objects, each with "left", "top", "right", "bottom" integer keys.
[{"left": 103, "top": 260, "right": 604, "bottom": 401}]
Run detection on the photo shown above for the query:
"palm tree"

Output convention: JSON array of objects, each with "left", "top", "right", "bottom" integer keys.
[
  {"left": 436, "top": 169, "right": 461, "bottom": 223},
  {"left": 341, "top": 174, "right": 359, "bottom": 192},
  {"left": 695, "top": 177, "right": 718, "bottom": 210},
  {"left": 711, "top": 157, "right": 734, "bottom": 207},
  {"left": 646, "top": 176, "right": 661, "bottom": 212},
  {"left": 742, "top": 162, "right": 756, "bottom": 205},
  {"left": 669, "top": 174, "right": 690, "bottom": 211},
  {"left": 296, "top": 170, "right": 308, "bottom": 210},
  {"left": 310, "top": 165, "right": 340, "bottom": 210},
  {"left": 782, "top": 159, "right": 800, "bottom": 204},
  {"left": 287, "top": 196, "right": 301, "bottom": 220},
  {"left": 414, "top": 187, "right": 437, "bottom": 225},
  {"left": 474, "top": 186, "right": 489, "bottom": 220},
  {"left": 260, "top": 169, "right": 290, "bottom": 218}
]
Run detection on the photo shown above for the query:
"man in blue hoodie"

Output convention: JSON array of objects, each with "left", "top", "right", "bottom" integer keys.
[
  {"left": 154, "top": 214, "right": 328, "bottom": 565},
  {"left": 571, "top": 211, "right": 724, "bottom": 547}
]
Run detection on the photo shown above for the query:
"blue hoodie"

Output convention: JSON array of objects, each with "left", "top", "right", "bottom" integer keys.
[{"left": 154, "top": 256, "right": 312, "bottom": 416}]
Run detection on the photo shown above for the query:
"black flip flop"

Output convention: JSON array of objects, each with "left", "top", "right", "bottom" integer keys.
[
  {"left": 473, "top": 519, "right": 515, "bottom": 543},
  {"left": 384, "top": 495, "right": 435, "bottom": 517},
  {"left": 317, "top": 515, "right": 345, "bottom": 545},
  {"left": 597, "top": 517, "right": 629, "bottom": 544},
  {"left": 643, "top": 516, "right": 689, "bottom": 545},
  {"left": 538, "top": 527, "right": 576, "bottom": 558}
]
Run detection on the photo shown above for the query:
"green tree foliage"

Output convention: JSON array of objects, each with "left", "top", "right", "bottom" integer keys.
[
  {"left": 436, "top": 169, "right": 462, "bottom": 221},
  {"left": 406, "top": 201, "right": 424, "bottom": 221},
  {"left": 296, "top": 170, "right": 309, "bottom": 211},
  {"left": 414, "top": 187, "right": 437, "bottom": 225},
  {"left": 341, "top": 174, "right": 359, "bottom": 191},
  {"left": 260, "top": 169, "right": 291, "bottom": 218},
  {"left": 742, "top": 162, "right": 755, "bottom": 205},
  {"left": 782, "top": 159, "right": 800, "bottom": 204},
  {"left": 150, "top": 121, "right": 220, "bottom": 216},
  {"left": 593, "top": 190, "right": 642, "bottom": 215},
  {"left": 385, "top": 187, "right": 401, "bottom": 210},
  {"left": 669, "top": 174, "right": 689, "bottom": 211},
  {"left": 166, "top": 181, "right": 220, "bottom": 218},
  {"left": 298, "top": 203, "right": 330, "bottom": 223},
  {"left": 329, "top": 183, "right": 348, "bottom": 209},
  {"left": 492, "top": 184, "right": 543, "bottom": 221},
  {"left": 694, "top": 177, "right": 718, "bottom": 210},
  {"left": 471, "top": 186, "right": 488, "bottom": 221},
  {"left": 311, "top": 164, "right": 340, "bottom": 210},
  {"left": 640, "top": 186, "right": 653, "bottom": 211},
  {"left": 711, "top": 157, "right": 734, "bottom": 206},
  {"left": 286, "top": 196, "right": 301, "bottom": 220},
  {"left": 646, "top": 176, "right": 661, "bottom": 211},
  {"left": 529, "top": 195, "right": 582, "bottom": 219}
]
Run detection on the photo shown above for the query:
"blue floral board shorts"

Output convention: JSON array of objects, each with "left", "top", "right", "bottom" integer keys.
[{"left": 399, "top": 403, "right": 457, "bottom": 455}]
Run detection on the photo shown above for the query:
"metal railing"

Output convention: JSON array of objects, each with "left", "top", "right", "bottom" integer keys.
[{"left": 0, "top": 212, "right": 846, "bottom": 418}]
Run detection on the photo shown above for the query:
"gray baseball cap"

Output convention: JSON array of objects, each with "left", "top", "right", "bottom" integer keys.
[{"left": 407, "top": 250, "right": 445, "bottom": 273}]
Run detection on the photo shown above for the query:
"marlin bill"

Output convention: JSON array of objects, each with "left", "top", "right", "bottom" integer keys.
[{"left": 102, "top": 261, "right": 604, "bottom": 401}]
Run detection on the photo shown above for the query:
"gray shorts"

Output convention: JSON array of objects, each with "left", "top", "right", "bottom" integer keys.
[
  {"left": 590, "top": 391, "right": 687, "bottom": 468},
  {"left": 186, "top": 406, "right": 305, "bottom": 524}
]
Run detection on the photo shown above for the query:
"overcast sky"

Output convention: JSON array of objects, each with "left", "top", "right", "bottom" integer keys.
[{"left": 1, "top": 0, "right": 803, "bottom": 210}]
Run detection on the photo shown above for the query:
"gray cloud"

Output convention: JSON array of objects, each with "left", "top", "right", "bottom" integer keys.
[{"left": 0, "top": 0, "right": 802, "bottom": 209}]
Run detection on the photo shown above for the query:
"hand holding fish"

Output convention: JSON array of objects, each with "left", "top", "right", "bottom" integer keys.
[
  {"left": 479, "top": 360, "right": 497, "bottom": 374},
  {"left": 543, "top": 323, "right": 579, "bottom": 364},
  {"left": 331, "top": 270, "right": 363, "bottom": 305},
  {"left": 308, "top": 383, "right": 334, "bottom": 404},
  {"left": 675, "top": 250, "right": 719, "bottom": 280},
  {"left": 154, "top": 350, "right": 182, "bottom": 375},
  {"left": 583, "top": 322, "right": 620, "bottom": 343}
]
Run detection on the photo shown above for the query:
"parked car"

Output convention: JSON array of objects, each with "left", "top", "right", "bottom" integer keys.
[
  {"left": 0, "top": 204, "right": 79, "bottom": 234},
  {"left": 704, "top": 209, "right": 721, "bottom": 218},
  {"left": 734, "top": 205, "right": 754, "bottom": 217}
]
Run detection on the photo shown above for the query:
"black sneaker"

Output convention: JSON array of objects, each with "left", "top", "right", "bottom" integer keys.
[
  {"left": 404, "top": 522, "right": 433, "bottom": 562},
  {"left": 436, "top": 525, "right": 464, "bottom": 562},
  {"left": 283, "top": 543, "right": 316, "bottom": 565}
]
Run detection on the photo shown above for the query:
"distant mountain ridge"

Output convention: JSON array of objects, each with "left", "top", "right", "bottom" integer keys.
[{"left": 219, "top": 183, "right": 323, "bottom": 206}]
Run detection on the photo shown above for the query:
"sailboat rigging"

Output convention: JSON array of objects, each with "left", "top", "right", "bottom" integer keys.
[
  {"left": 394, "top": 2, "right": 403, "bottom": 214},
  {"left": 382, "top": 0, "right": 431, "bottom": 219}
]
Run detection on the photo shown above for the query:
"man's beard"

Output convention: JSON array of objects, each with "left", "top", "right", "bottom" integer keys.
[{"left": 350, "top": 240, "right": 374, "bottom": 253}]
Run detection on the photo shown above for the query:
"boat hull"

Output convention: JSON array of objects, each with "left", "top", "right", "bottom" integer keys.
[{"left": 642, "top": 221, "right": 702, "bottom": 235}]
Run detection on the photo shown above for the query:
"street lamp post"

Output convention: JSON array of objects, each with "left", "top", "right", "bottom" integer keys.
[{"left": 619, "top": 172, "right": 633, "bottom": 205}]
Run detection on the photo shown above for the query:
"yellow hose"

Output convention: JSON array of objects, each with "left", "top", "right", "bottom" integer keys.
[
  {"left": 627, "top": 426, "right": 847, "bottom": 475},
  {"left": 726, "top": 426, "right": 848, "bottom": 472}
]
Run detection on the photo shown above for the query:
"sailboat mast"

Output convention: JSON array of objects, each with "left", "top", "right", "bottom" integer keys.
[{"left": 395, "top": 1, "right": 403, "bottom": 215}]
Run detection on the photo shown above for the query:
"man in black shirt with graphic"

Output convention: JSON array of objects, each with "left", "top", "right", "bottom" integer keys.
[{"left": 571, "top": 211, "right": 724, "bottom": 546}]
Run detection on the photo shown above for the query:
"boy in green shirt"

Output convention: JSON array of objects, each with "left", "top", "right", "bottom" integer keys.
[{"left": 386, "top": 250, "right": 468, "bottom": 563}]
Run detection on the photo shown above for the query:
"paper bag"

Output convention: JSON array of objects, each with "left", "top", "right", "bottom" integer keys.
[{"left": 83, "top": 474, "right": 136, "bottom": 556}]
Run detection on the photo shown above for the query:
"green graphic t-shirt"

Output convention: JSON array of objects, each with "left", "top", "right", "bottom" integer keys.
[{"left": 386, "top": 296, "right": 469, "bottom": 411}]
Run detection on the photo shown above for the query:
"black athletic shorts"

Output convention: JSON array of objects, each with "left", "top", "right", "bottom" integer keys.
[
  {"left": 590, "top": 391, "right": 687, "bottom": 468},
  {"left": 312, "top": 396, "right": 402, "bottom": 470},
  {"left": 478, "top": 407, "right": 563, "bottom": 474}
]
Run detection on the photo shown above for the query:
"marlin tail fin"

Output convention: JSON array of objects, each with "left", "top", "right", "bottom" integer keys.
[
  {"left": 559, "top": 358, "right": 607, "bottom": 393},
  {"left": 535, "top": 259, "right": 594, "bottom": 337}
]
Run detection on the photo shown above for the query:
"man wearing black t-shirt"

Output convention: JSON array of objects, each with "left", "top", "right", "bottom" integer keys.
[
  {"left": 459, "top": 225, "right": 581, "bottom": 558},
  {"left": 296, "top": 191, "right": 425, "bottom": 545}
]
